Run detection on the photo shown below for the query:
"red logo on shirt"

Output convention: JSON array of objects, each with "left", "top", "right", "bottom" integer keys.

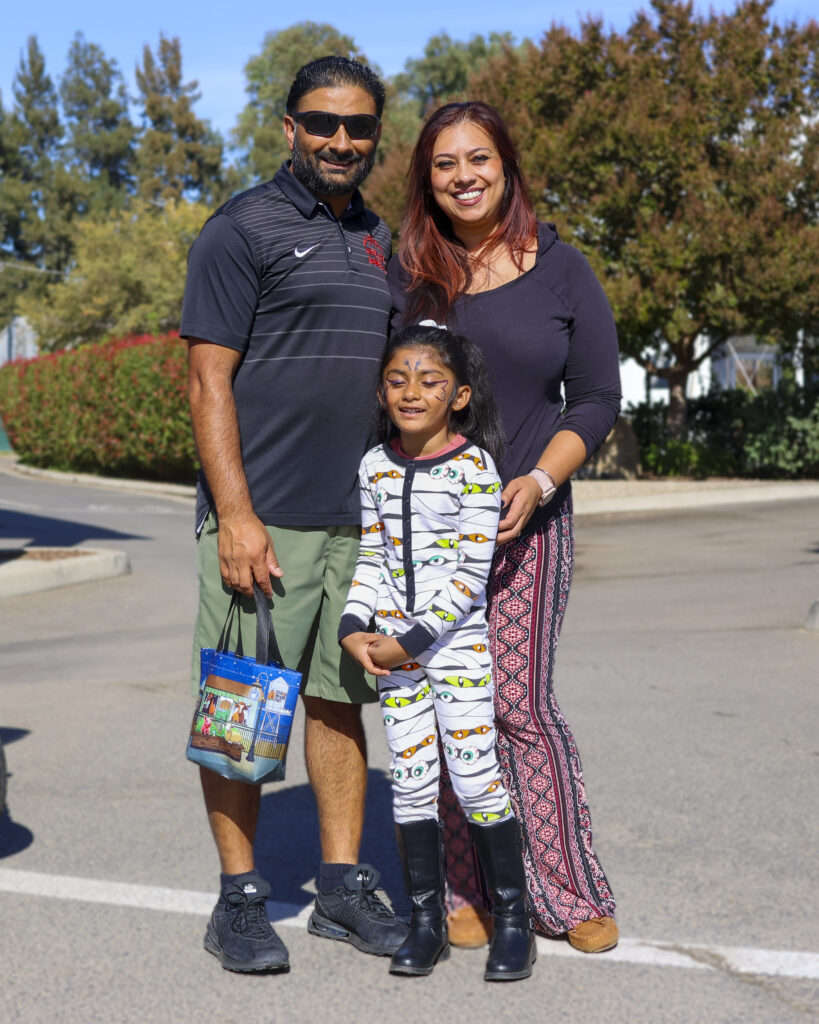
[{"left": 362, "top": 235, "right": 386, "bottom": 271}]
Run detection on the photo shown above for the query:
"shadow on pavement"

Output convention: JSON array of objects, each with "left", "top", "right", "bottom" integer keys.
[
  {"left": 0, "top": 509, "right": 145, "bottom": 548},
  {"left": 0, "top": 726, "right": 33, "bottom": 858},
  {"left": 0, "top": 727, "right": 29, "bottom": 745},
  {"left": 255, "top": 768, "right": 407, "bottom": 916},
  {"left": 0, "top": 815, "right": 34, "bottom": 858}
]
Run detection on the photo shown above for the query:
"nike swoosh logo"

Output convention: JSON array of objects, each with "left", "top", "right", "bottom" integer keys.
[{"left": 294, "top": 244, "right": 319, "bottom": 258}]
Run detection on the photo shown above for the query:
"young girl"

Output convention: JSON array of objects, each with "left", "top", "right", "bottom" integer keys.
[{"left": 339, "top": 325, "right": 535, "bottom": 981}]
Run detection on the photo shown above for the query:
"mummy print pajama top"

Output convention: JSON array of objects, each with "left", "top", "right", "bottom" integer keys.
[{"left": 339, "top": 438, "right": 514, "bottom": 826}]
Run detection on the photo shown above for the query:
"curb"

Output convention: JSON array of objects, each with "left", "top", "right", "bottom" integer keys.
[
  {"left": 572, "top": 480, "right": 819, "bottom": 516},
  {"left": 0, "top": 548, "right": 131, "bottom": 599},
  {"left": 2, "top": 454, "right": 819, "bottom": 515},
  {"left": 0, "top": 456, "right": 196, "bottom": 501}
]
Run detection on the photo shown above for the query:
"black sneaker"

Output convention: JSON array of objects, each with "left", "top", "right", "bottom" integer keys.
[
  {"left": 204, "top": 874, "right": 290, "bottom": 972},
  {"left": 307, "top": 864, "right": 408, "bottom": 956}
]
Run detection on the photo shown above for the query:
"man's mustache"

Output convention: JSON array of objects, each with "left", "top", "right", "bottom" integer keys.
[{"left": 317, "top": 150, "right": 363, "bottom": 166}]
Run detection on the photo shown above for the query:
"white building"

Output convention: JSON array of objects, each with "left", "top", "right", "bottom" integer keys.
[
  {"left": 619, "top": 335, "right": 803, "bottom": 410},
  {"left": 0, "top": 317, "right": 38, "bottom": 366}
]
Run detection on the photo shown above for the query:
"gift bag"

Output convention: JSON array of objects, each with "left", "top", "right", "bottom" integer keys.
[{"left": 187, "top": 583, "right": 302, "bottom": 784}]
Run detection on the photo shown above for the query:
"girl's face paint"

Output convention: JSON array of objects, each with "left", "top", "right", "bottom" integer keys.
[{"left": 379, "top": 346, "right": 471, "bottom": 458}]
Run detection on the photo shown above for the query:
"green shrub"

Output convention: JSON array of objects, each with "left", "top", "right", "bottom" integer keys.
[
  {"left": 627, "top": 381, "right": 819, "bottom": 478},
  {"left": 0, "top": 332, "right": 197, "bottom": 482}
]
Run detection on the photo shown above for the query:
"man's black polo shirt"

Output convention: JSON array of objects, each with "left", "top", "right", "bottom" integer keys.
[{"left": 181, "top": 163, "right": 392, "bottom": 526}]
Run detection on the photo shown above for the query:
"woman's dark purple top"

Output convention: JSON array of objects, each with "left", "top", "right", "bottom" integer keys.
[{"left": 388, "top": 222, "right": 621, "bottom": 528}]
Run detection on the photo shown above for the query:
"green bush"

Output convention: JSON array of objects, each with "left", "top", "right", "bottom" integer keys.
[
  {"left": 628, "top": 382, "right": 819, "bottom": 478},
  {"left": 0, "top": 332, "right": 197, "bottom": 482}
]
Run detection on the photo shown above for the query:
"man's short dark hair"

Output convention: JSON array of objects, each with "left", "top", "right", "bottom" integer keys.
[{"left": 286, "top": 56, "right": 386, "bottom": 118}]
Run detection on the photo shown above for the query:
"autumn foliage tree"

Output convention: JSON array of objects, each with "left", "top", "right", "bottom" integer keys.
[
  {"left": 470, "top": 0, "right": 819, "bottom": 433},
  {"left": 395, "top": 32, "right": 517, "bottom": 115}
]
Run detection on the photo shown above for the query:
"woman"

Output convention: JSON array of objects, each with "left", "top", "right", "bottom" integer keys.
[{"left": 388, "top": 101, "right": 620, "bottom": 953}]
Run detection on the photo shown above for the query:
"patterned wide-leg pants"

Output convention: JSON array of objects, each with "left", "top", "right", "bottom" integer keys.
[{"left": 439, "top": 497, "right": 616, "bottom": 934}]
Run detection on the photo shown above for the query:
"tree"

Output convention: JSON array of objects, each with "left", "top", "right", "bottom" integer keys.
[
  {"left": 0, "top": 37, "right": 78, "bottom": 322},
  {"left": 20, "top": 199, "right": 209, "bottom": 349},
  {"left": 395, "top": 32, "right": 516, "bottom": 115},
  {"left": 234, "top": 22, "right": 368, "bottom": 182},
  {"left": 361, "top": 78, "right": 428, "bottom": 240},
  {"left": 470, "top": 0, "right": 819, "bottom": 434},
  {"left": 364, "top": 32, "right": 523, "bottom": 238},
  {"left": 60, "top": 33, "right": 137, "bottom": 210},
  {"left": 135, "top": 34, "right": 225, "bottom": 203}
]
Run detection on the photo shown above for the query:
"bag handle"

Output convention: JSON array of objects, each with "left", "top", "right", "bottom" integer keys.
[
  {"left": 251, "top": 583, "right": 286, "bottom": 667},
  {"left": 216, "top": 593, "right": 242, "bottom": 655},
  {"left": 214, "top": 583, "right": 285, "bottom": 667}
]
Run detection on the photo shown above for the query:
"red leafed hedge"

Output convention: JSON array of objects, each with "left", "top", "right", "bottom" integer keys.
[{"left": 0, "top": 333, "right": 198, "bottom": 482}]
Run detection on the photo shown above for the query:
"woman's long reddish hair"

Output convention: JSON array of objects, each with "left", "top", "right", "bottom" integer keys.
[{"left": 399, "top": 101, "right": 538, "bottom": 323}]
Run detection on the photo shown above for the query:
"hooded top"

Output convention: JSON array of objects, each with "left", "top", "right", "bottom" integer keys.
[{"left": 388, "top": 223, "right": 621, "bottom": 529}]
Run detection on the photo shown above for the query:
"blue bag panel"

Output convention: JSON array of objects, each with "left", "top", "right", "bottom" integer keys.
[{"left": 187, "top": 647, "right": 302, "bottom": 785}]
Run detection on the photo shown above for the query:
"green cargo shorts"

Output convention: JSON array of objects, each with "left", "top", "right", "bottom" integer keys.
[{"left": 191, "top": 513, "right": 376, "bottom": 704}]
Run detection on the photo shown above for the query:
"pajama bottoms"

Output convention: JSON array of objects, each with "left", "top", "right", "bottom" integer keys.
[
  {"left": 439, "top": 498, "right": 616, "bottom": 934},
  {"left": 378, "top": 608, "right": 513, "bottom": 827}
]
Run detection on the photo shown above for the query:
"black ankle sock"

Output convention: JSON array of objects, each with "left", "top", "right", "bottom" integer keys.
[
  {"left": 220, "top": 869, "right": 259, "bottom": 891},
  {"left": 318, "top": 862, "right": 356, "bottom": 894}
]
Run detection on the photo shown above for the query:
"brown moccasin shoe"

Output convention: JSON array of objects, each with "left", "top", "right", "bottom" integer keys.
[
  {"left": 567, "top": 915, "right": 618, "bottom": 953},
  {"left": 447, "top": 905, "right": 494, "bottom": 949}
]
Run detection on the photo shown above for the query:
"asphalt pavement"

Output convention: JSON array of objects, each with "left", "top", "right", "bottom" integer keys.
[{"left": 1, "top": 466, "right": 818, "bottom": 1024}]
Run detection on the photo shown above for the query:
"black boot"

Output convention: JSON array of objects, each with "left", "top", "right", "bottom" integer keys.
[
  {"left": 390, "top": 819, "right": 450, "bottom": 976},
  {"left": 469, "top": 818, "right": 536, "bottom": 981}
]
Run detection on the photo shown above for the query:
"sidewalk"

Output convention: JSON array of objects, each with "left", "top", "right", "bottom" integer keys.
[
  {"left": 572, "top": 476, "right": 819, "bottom": 514},
  {"left": 3, "top": 453, "right": 819, "bottom": 516}
]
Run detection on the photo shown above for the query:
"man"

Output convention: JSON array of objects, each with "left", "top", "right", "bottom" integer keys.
[{"left": 181, "top": 56, "right": 405, "bottom": 973}]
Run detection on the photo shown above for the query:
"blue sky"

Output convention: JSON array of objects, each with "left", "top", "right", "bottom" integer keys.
[{"left": 3, "top": 0, "right": 817, "bottom": 140}]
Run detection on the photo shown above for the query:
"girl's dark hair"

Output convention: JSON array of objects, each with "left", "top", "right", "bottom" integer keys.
[
  {"left": 373, "top": 325, "right": 506, "bottom": 468},
  {"left": 399, "top": 101, "right": 538, "bottom": 323}
]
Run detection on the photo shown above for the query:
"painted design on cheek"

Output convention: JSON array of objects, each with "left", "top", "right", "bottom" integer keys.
[{"left": 438, "top": 381, "right": 448, "bottom": 402}]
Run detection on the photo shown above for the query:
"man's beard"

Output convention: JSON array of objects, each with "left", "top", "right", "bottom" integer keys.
[{"left": 290, "top": 136, "right": 376, "bottom": 198}]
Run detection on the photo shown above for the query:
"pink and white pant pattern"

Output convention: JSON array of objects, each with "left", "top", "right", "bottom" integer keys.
[{"left": 439, "top": 498, "right": 616, "bottom": 934}]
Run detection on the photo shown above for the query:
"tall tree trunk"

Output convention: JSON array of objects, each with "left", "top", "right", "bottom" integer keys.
[{"left": 665, "top": 368, "right": 689, "bottom": 440}]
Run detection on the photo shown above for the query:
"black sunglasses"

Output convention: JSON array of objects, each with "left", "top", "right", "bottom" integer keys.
[{"left": 292, "top": 110, "right": 380, "bottom": 141}]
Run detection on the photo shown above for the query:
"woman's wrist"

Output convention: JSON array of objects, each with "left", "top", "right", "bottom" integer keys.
[{"left": 527, "top": 467, "right": 557, "bottom": 507}]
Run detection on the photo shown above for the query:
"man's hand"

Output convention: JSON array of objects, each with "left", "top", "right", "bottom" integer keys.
[
  {"left": 368, "top": 635, "right": 410, "bottom": 671},
  {"left": 497, "top": 475, "right": 542, "bottom": 545},
  {"left": 189, "top": 340, "right": 278, "bottom": 595},
  {"left": 341, "top": 632, "right": 391, "bottom": 676},
  {"left": 217, "top": 513, "right": 283, "bottom": 596}
]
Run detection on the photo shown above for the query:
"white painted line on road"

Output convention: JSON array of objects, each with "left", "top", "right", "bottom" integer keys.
[
  {"left": 0, "top": 867, "right": 308, "bottom": 923},
  {"left": 531, "top": 933, "right": 819, "bottom": 979},
  {"left": 1, "top": 867, "right": 816, "bottom": 981}
]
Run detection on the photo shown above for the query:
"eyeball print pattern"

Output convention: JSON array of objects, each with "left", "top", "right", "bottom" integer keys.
[
  {"left": 378, "top": 656, "right": 511, "bottom": 826},
  {"left": 341, "top": 442, "right": 501, "bottom": 655},
  {"left": 342, "top": 442, "right": 509, "bottom": 825}
]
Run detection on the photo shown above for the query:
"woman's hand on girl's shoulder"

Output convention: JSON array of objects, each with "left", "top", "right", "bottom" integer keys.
[{"left": 497, "top": 475, "right": 542, "bottom": 545}]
